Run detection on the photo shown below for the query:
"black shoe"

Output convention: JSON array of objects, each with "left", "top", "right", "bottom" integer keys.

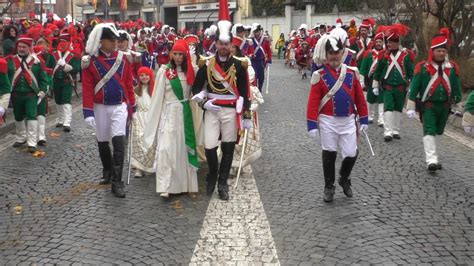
[
  {"left": 428, "top": 163, "right": 438, "bottom": 172},
  {"left": 111, "top": 182, "right": 126, "bottom": 198},
  {"left": 436, "top": 163, "right": 442, "bottom": 170},
  {"left": 63, "top": 126, "right": 70, "bottom": 132},
  {"left": 56, "top": 123, "right": 63, "bottom": 128},
  {"left": 368, "top": 120, "right": 374, "bottom": 124},
  {"left": 323, "top": 187, "right": 335, "bottom": 202},
  {"left": 384, "top": 136, "right": 393, "bottom": 142},
  {"left": 37, "top": 140, "right": 47, "bottom": 146},
  {"left": 378, "top": 124, "right": 384, "bottom": 128},
  {"left": 338, "top": 178, "right": 353, "bottom": 197},
  {"left": 27, "top": 146, "right": 37, "bottom": 153},
  {"left": 206, "top": 181, "right": 215, "bottom": 196},
  {"left": 393, "top": 134, "right": 401, "bottom": 139},
  {"left": 13, "top": 141, "right": 27, "bottom": 148},
  {"left": 218, "top": 190, "right": 229, "bottom": 201}
]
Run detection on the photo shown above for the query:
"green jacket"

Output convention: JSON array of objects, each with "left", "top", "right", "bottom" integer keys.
[
  {"left": 464, "top": 90, "right": 474, "bottom": 114},
  {"left": 408, "top": 61, "right": 462, "bottom": 104},
  {"left": 7, "top": 54, "right": 48, "bottom": 94},
  {"left": 373, "top": 49, "right": 415, "bottom": 86}
]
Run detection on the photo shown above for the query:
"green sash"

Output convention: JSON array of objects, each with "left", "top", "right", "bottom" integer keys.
[{"left": 167, "top": 64, "right": 199, "bottom": 168}]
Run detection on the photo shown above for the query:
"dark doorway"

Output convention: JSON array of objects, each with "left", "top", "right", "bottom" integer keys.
[{"left": 164, "top": 7, "right": 178, "bottom": 29}]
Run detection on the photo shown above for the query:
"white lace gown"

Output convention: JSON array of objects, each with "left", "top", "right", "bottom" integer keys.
[
  {"left": 143, "top": 65, "right": 199, "bottom": 194},
  {"left": 131, "top": 87, "right": 155, "bottom": 173}
]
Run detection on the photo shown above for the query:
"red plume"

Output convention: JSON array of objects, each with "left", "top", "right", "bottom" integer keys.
[
  {"left": 53, "top": 19, "right": 65, "bottom": 30},
  {"left": 438, "top": 27, "right": 451, "bottom": 46},
  {"left": 388, "top": 23, "right": 410, "bottom": 37},
  {"left": 27, "top": 25, "right": 43, "bottom": 41},
  {"left": 367, "top": 18, "right": 376, "bottom": 27},
  {"left": 218, "top": 0, "right": 230, "bottom": 21},
  {"left": 376, "top": 25, "right": 388, "bottom": 34}
]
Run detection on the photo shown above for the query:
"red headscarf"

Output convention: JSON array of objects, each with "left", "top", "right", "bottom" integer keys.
[
  {"left": 137, "top": 67, "right": 155, "bottom": 96},
  {"left": 171, "top": 39, "right": 195, "bottom": 86}
]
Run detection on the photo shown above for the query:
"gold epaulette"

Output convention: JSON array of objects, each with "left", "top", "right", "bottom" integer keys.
[
  {"left": 232, "top": 56, "right": 249, "bottom": 70},
  {"left": 198, "top": 54, "right": 214, "bottom": 68}
]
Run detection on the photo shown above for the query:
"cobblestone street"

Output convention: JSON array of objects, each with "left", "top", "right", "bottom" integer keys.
[{"left": 1, "top": 60, "right": 473, "bottom": 264}]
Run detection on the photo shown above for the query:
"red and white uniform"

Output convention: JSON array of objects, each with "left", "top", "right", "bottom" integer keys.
[
  {"left": 307, "top": 64, "right": 368, "bottom": 158},
  {"left": 82, "top": 51, "right": 136, "bottom": 141}
]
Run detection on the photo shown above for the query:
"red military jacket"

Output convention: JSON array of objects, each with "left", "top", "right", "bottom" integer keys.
[
  {"left": 306, "top": 63, "right": 368, "bottom": 131},
  {"left": 82, "top": 50, "right": 136, "bottom": 118}
]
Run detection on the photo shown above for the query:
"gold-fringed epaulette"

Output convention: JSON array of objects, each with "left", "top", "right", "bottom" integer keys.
[
  {"left": 198, "top": 54, "right": 214, "bottom": 68},
  {"left": 232, "top": 56, "right": 248, "bottom": 70}
]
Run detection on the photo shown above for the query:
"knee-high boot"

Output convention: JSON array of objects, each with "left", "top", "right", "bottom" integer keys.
[
  {"left": 338, "top": 152, "right": 358, "bottom": 197},
  {"left": 111, "top": 136, "right": 126, "bottom": 198},
  {"left": 98, "top": 141, "right": 113, "bottom": 185},
  {"left": 205, "top": 147, "right": 219, "bottom": 196},
  {"left": 218, "top": 142, "right": 236, "bottom": 201},
  {"left": 322, "top": 150, "right": 337, "bottom": 202}
]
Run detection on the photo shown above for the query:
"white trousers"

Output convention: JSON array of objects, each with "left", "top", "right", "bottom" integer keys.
[
  {"left": 94, "top": 103, "right": 128, "bottom": 142},
  {"left": 319, "top": 114, "right": 358, "bottom": 159},
  {"left": 204, "top": 107, "right": 237, "bottom": 149}
]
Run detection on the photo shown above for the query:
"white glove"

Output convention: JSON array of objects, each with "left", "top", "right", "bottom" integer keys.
[
  {"left": 407, "top": 109, "right": 416, "bottom": 119},
  {"left": 189, "top": 45, "right": 196, "bottom": 55},
  {"left": 58, "top": 58, "right": 66, "bottom": 66},
  {"left": 250, "top": 102, "right": 259, "bottom": 111},
  {"left": 132, "top": 113, "right": 138, "bottom": 121},
  {"left": 372, "top": 87, "right": 379, "bottom": 96},
  {"left": 360, "top": 124, "right": 369, "bottom": 132},
  {"left": 308, "top": 129, "right": 319, "bottom": 138},
  {"left": 63, "top": 64, "right": 73, "bottom": 72},
  {"left": 84, "top": 117, "right": 96, "bottom": 129},
  {"left": 0, "top": 106, "right": 5, "bottom": 117},
  {"left": 191, "top": 90, "right": 208, "bottom": 103},
  {"left": 203, "top": 99, "right": 222, "bottom": 112},
  {"left": 38, "top": 91, "right": 46, "bottom": 99},
  {"left": 243, "top": 119, "right": 252, "bottom": 130},
  {"left": 464, "top": 126, "right": 474, "bottom": 135}
]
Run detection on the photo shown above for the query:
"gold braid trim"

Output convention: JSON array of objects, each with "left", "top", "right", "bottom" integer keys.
[{"left": 206, "top": 57, "right": 237, "bottom": 94}]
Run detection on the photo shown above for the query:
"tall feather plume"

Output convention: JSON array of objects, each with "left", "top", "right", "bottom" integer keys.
[{"left": 438, "top": 27, "right": 451, "bottom": 46}]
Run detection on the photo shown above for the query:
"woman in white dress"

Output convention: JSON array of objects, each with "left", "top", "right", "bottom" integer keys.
[
  {"left": 131, "top": 67, "right": 156, "bottom": 178},
  {"left": 143, "top": 40, "right": 199, "bottom": 198}
]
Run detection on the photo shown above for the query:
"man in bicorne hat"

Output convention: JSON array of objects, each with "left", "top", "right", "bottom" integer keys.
[
  {"left": 82, "top": 23, "right": 136, "bottom": 198},
  {"left": 192, "top": 16, "right": 252, "bottom": 201},
  {"left": 406, "top": 28, "right": 461, "bottom": 172},
  {"left": 307, "top": 34, "right": 369, "bottom": 203}
]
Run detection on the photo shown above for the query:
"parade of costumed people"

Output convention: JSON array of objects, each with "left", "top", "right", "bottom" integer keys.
[{"left": 1, "top": 4, "right": 474, "bottom": 263}]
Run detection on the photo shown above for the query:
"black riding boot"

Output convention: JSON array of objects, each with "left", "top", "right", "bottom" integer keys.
[
  {"left": 218, "top": 142, "right": 236, "bottom": 201},
  {"left": 339, "top": 152, "right": 358, "bottom": 198},
  {"left": 205, "top": 147, "right": 219, "bottom": 196},
  {"left": 111, "top": 136, "right": 126, "bottom": 198},
  {"left": 322, "top": 150, "right": 337, "bottom": 202},
  {"left": 98, "top": 142, "right": 113, "bottom": 185}
]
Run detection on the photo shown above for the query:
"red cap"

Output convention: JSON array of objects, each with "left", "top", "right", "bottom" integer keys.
[
  {"left": 429, "top": 28, "right": 451, "bottom": 63},
  {"left": 171, "top": 39, "right": 195, "bottom": 85},
  {"left": 232, "top": 36, "right": 243, "bottom": 48},
  {"left": 219, "top": 0, "right": 230, "bottom": 21},
  {"left": 16, "top": 35, "right": 34, "bottom": 47},
  {"left": 184, "top": 34, "right": 199, "bottom": 45},
  {"left": 360, "top": 18, "right": 375, "bottom": 29}
]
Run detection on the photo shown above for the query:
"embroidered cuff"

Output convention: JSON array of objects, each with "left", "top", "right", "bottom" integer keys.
[
  {"left": 307, "top": 120, "right": 318, "bottom": 131},
  {"left": 83, "top": 108, "right": 94, "bottom": 119},
  {"left": 359, "top": 116, "right": 369, "bottom": 125}
]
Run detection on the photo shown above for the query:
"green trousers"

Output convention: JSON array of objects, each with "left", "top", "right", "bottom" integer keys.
[
  {"left": 13, "top": 92, "right": 37, "bottom": 121},
  {"left": 384, "top": 85, "right": 406, "bottom": 112},
  {"left": 422, "top": 101, "right": 450, "bottom": 136},
  {"left": 53, "top": 82, "right": 73, "bottom": 105}
]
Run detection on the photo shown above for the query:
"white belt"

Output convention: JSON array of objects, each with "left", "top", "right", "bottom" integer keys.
[{"left": 207, "top": 93, "right": 237, "bottom": 100}]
